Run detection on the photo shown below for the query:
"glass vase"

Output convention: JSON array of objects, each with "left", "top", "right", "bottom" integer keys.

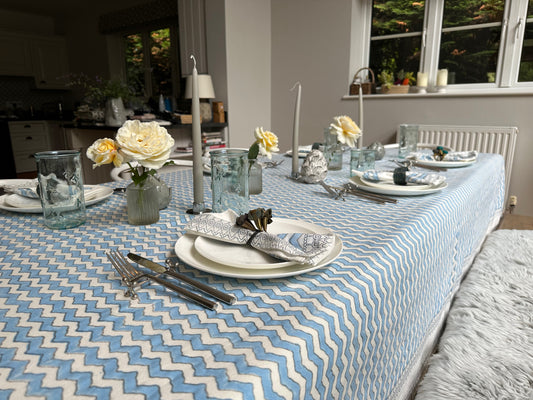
[
  {"left": 153, "top": 175, "right": 171, "bottom": 209},
  {"left": 210, "top": 149, "right": 249, "bottom": 214},
  {"left": 248, "top": 160, "right": 263, "bottom": 195},
  {"left": 126, "top": 177, "right": 160, "bottom": 225}
]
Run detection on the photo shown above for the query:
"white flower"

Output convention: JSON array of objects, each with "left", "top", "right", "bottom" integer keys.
[
  {"left": 115, "top": 120, "right": 174, "bottom": 170},
  {"left": 329, "top": 115, "right": 361, "bottom": 147},
  {"left": 253, "top": 127, "right": 279, "bottom": 159},
  {"left": 86, "top": 138, "right": 123, "bottom": 168}
]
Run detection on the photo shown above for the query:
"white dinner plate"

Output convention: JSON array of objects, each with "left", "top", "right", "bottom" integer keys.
[
  {"left": 384, "top": 143, "right": 454, "bottom": 152},
  {"left": 175, "top": 219, "right": 343, "bottom": 279},
  {"left": 360, "top": 177, "right": 432, "bottom": 191},
  {"left": 0, "top": 185, "right": 113, "bottom": 213},
  {"left": 351, "top": 175, "right": 447, "bottom": 196},
  {"left": 410, "top": 158, "right": 476, "bottom": 168},
  {"left": 285, "top": 150, "right": 311, "bottom": 158},
  {"left": 193, "top": 219, "right": 317, "bottom": 270}
]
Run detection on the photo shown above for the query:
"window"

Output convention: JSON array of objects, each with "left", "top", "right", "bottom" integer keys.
[
  {"left": 359, "top": 0, "right": 532, "bottom": 90},
  {"left": 122, "top": 25, "right": 180, "bottom": 101}
]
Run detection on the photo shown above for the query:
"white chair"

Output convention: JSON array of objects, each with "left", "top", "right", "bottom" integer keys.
[{"left": 110, "top": 159, "right": 193, "bottom": 181}]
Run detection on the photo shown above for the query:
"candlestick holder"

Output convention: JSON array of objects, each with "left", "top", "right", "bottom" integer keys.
[
  {"left": 187, "top": 202, "right": 211, "bottom": 215},
  {"left": 416, "top": 86, "right": 427, "bottom": 94},
  {"left": 436, "top": 86, "right": 447, "bottom": 93}
]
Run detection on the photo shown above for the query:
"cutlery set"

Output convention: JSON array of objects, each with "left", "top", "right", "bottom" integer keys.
[
  {"left": 319, "top": 181, "right": 397, "bottom": 204},
  {"left": 106, "top": 249, "right": 235, "bottom": 310}
]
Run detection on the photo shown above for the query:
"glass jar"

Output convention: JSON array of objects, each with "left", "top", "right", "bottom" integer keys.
[
  {"left": 34, "top": 150, "right": 86, "bottom": 229},
  {"left": 126, "top": 176, "right": 160, "bottom": 225},
  {"left": 210, "top": 149, "right": 249, "bottom": 214}
]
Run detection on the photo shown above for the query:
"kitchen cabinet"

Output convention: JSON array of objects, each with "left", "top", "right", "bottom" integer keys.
[
  {"left": 0, "top": 32, "right": 33, "bottom": 76},
  {"left": 8, "top": 121, "right": 66, "bottom": 173},
  {"left": 31, "top": 37, "right": 69, "bottom": 89},
  {"left": 0, "top": 31, "right": 69, "bottom": 89}
]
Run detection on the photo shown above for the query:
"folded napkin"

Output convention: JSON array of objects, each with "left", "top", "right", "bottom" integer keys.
[
  {"left": 353, "top": 169, "right": 446, "bottom": 187},
  {"left": 1, "top": 179, "right": 40, "bottom": 198},
  {"left": 185, "top": 210, "right": 336, "bottom": 266},
  {"left": 3, "top": 185, "right": 105, "bottom": 208},
  {"left": 412, "top": 150, "right": 478, "bottom": 162}
]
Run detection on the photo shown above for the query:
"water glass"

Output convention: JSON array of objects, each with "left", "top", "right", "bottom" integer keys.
[
  {"left": 350, "top": 149, "right": 376, "bottom": 176},
  {"left": 398, "top": 124, "right": 419, "bottom": 158},
  {"left": 210, "top": 149, "right": 249, "bottom": 214},
  {"left": 34, "top": 150, "right": 86, "bottom": 229}
]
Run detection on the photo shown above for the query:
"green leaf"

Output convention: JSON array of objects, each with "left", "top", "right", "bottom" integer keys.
[{"left": 248, "top": 142, "right": 259, "bottom": 160}]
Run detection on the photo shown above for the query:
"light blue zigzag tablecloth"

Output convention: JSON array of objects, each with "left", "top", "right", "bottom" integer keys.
[{"left": 0, "top": 149, "right": 505, "bottom": 399}]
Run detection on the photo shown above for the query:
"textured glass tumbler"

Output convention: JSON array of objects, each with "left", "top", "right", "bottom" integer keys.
[
  {"left": 398, "top": 124, "right": 419, "bottom": 158},
  {"left": 210, "top": 149, "right": 249, "bottom": 214},
  {"left": 350, "top": 149, "right": 376, "bottom": 176},
  {"left": 34, "top": 150, "right": 86, "bottom": 229}
]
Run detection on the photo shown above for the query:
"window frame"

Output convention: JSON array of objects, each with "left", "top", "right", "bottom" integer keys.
[
  {"left": 351, "top": 0, "right": 531, "bottom": 92},
  {"left": 116, "top": 22, "right": 180, "bottom": 101}
]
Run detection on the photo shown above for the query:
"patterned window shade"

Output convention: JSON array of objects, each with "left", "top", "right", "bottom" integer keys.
[{"left": 99, "top": 0, "right": 178, "bottom": 34}]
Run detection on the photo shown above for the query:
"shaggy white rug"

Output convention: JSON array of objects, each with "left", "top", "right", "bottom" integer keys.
[{"left": 415, "top": 229, "right": 533, "bottom": 400}]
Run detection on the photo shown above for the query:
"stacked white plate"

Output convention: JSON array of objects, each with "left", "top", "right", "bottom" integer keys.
[
  {"left": 175, "top": 218, "right": 343, "bottom": 279},
  {"left": 0, "top": 179, "right": 113, "bottom": 213},
  {"left": 351, "top": 175, "right": 448, "bottom": 196}
]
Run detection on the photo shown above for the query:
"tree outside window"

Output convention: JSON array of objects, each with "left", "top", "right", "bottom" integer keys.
[{"left": 123, "top": 26, "right": 177, "bottom": 103}]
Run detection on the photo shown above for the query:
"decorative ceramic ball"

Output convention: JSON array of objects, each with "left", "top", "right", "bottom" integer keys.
[
  {"left": 367, "top": 141, "right": 386, "bottom": 160},
  {"left": 299, "top": 149, "right": 328, "bottom": 183}
]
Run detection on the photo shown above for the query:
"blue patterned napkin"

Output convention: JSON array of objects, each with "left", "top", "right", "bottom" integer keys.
[
  {"left": 185, "top": 210, "right": 336, "bottom": 266},
  {"left": 411, "top": 150, "right": 478, "bottom": 162},
  {"left": 1, "top": 179, "right": 40, "bottom": 198},
  {"left": 353, "top": 169, "right": 446, "bottom": 186}
]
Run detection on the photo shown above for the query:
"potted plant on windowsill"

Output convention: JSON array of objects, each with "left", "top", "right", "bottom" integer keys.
[
  {"left": 378, "top": 70, "right": 415, "bottom": 94},
  {"left": 67, "top": 73, "right": 135, "bottom": 126}
]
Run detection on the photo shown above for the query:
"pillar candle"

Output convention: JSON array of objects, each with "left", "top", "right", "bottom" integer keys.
[
  {"left": 437, "top": 69, "right": 448, "bottom": 87},
  {"left": 291, "top": 82, "right": 301, "bottom": 177},
  {"left": 358, "top": 85, "right": 364, "bottom": 149},
  {"left": 190, "top": 55, "right": 204, "bottom": 211},
  {"left": 417, "top": 72, "right": 428, "bottom": 87}
]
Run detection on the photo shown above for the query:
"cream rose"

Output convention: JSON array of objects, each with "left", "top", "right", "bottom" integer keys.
[
  {"left": 86, "top": 138, "right": 123, "bottom": 168},
  {"left": 254, "top": 127, "right": 279, "bottom": 159},
  {"left": 329, "top": 115, "right": 361, "bottom": 148},
  {"left": 115, "top": 120, "right": 175, "bottom": 170}
]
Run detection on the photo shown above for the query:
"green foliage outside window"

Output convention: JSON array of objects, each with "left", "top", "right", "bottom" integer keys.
[{"left": 370, "top": 0, "right": 506, "bottom": 85}]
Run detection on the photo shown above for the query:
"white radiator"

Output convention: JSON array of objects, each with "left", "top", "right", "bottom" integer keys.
[{"left": 401, "top": 124, "right": 518, "bottom": 200}]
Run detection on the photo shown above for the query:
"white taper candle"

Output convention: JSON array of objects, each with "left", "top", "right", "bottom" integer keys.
[
  {"left": 191, "top": 55, "right": 204, "bottom": 210},
  {"left": 358, "top": 85, "right": 364, "bottom": 149},
  {"left": 291, "top": 82, "right": 301, "bottom": 177}
]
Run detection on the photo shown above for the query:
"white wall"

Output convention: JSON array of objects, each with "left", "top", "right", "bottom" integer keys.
[
  {"left": 223, "top": 0, "right": 271, "bottom": 148},
  {"left": 269, "top": 0, "right": 533, "bottom": 216}
]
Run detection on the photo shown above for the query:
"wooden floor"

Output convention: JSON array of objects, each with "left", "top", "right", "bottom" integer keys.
[{"left": 497, "top": 213, "right": 533, "bottom": 230}]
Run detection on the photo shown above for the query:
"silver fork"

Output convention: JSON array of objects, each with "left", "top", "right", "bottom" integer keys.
[{"left": 106, "top": 250, "right": 218, "bottom": 310}]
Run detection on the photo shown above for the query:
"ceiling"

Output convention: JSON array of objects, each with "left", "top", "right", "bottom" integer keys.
[{"left": 0, "top": 0, "right": 153, "bottom": 17}]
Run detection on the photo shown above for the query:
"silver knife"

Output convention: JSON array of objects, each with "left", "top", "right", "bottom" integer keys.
[{"left": 127, "top": 253, "right": 236, "bottom": 305}]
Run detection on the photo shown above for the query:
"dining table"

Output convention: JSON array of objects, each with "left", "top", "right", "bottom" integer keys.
[{"left": 0, "top": 147, "right": 505, "bottom": 400}]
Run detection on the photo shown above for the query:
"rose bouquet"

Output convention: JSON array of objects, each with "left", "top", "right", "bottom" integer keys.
[{"left": 86, "top": 120, "right": 175, "bottom": 186}]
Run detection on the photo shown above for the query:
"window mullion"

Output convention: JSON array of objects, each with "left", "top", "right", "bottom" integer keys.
[
  {"left": 422, "top": 0, "right": 444, "bottom": 87},
  {"left": 498, "top": 1, "right": 528, "bottom": 87},
  {"left": 142, "top": 31, "right": 153, "bottom": 98}
]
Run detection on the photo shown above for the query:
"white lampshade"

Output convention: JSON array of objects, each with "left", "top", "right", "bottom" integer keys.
[{"left": 184, "top": 74, "right": 215, "bottom": 99}]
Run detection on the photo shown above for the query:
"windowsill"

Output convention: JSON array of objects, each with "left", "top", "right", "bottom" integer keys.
[{"left": 342, "top": 86, "right": 533, "bottom": 99}]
